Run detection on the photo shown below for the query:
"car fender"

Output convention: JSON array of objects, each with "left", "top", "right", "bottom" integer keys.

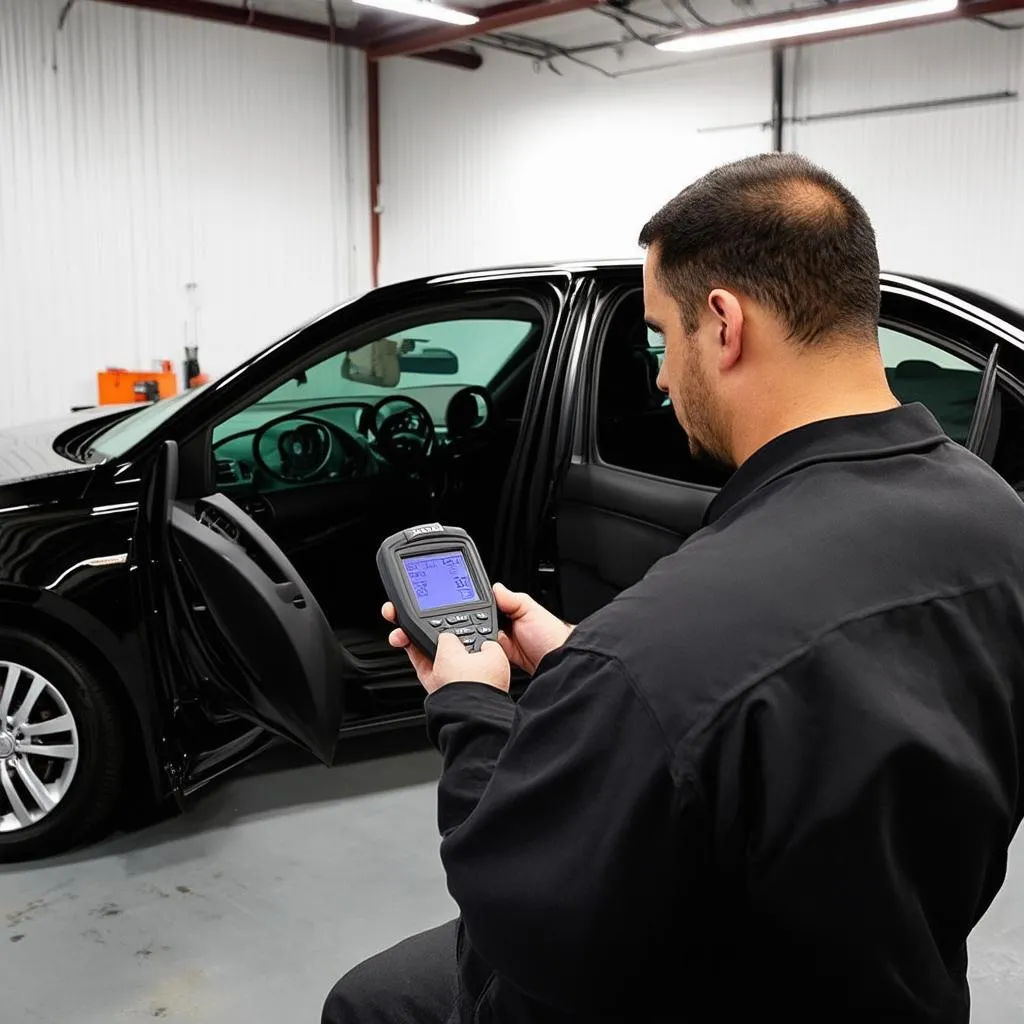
[{"left": 0, "top": 580, "right": 163, "bottom": 797}]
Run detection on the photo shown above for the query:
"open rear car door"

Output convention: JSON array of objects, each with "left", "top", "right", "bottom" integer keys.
[{"left": 136, "top": 441, "right": 344, "bottom": 764}]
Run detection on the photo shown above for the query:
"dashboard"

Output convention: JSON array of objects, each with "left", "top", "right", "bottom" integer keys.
[{"left": 211, "top": 386, "right": 494, "bottom": 494}]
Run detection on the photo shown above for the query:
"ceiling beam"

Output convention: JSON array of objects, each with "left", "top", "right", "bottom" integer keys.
[
  {"left": 367, "top": 0, "right": 602, "bottom": 59},
  {"left": 414, "top": 47, "right": 484, "bottom": 69},
  {"left": 963, "top": 0, "right": 1024, "bottom": 14},
  {"left": 94, "top": 0, "right": 484, "bottom": 69},
  {"left": 96, "top": 0, "right": 367, "bottom": 46}
]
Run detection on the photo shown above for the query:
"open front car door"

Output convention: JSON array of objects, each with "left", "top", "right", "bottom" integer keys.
[{"left": 137, "top": 441, "right": 344, "bottom": 764}]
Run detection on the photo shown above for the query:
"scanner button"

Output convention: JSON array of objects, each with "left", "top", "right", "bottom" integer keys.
[
  {"left": 429, "top": 618, "right": 444, "bottom": 627},
  {"left": 446, "top": 614, "right": 469, "bottom": 624},
  {"left": 476, "top": 626, "right": 492, "bottom": 636},
  {"left": 462, "top": 637, "right": 476, "bottom": 648},
  {"left": 474, "top": 612, "right": 490, "bottom": 621},
  {"left": 454, "top": 626, "right": 476, "bottom": 637}
]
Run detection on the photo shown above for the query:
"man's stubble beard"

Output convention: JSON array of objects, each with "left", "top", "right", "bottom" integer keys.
[{"left": 679, "top": 345, "right": 735, "bottom": 471}]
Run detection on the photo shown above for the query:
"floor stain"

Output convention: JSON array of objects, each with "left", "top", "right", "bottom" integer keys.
[
  {"left": 152, "top": 1008, "right": 168, "bottom": 1018},
  {"left": 93, "top": 902, "right": 122, "bottom": 918},
  {"left": 136, "top": 946, "right": 153, "bottom": 960},
  {"left": 175, "top": 885, "right": 192, "bottom": 895},
  {"left": 82, "top": 928, "right": 106, "bottom": 944},
  {"left": 9, "top": 933, "right": 24, "bottom": 943},
  {"left": 6, "top": 898, "right": 45, "bottom": 927}
]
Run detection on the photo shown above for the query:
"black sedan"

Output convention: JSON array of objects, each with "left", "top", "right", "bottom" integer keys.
[{"left": 0, "top": 262, "right": 1021, "bottom": 860}]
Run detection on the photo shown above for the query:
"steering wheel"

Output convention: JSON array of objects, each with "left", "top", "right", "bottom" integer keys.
[
  {"left": 371, "top": 396, "right": 436, "bottom": 469},
  {"left": 252, "top": 413, "right": 367, "bottom": 484}
]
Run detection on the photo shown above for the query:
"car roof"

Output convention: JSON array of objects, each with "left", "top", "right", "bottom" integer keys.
[{"left": 411, "top": 261, "right": 1024, "bottom": 342}]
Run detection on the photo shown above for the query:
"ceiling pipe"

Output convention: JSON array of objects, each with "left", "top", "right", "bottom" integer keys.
[{"left": 414, "top": 47, "right": 483, "bottom": 67}]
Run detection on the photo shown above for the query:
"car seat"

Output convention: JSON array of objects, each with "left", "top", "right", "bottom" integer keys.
[
  {"left": 597, "top": 321, "right": 667, "bottom": 467},
  {"left": 885, "top": 359, "right": 980, "bottom": 446}
]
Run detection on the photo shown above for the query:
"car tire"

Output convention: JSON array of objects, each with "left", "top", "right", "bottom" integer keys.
[{"left": 0, "top": 628, "right": 126, "bottom": 862}]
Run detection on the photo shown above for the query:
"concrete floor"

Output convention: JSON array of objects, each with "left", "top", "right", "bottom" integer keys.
[{"left": 1, "top": 733, "right": 1022, "bottom": 1023}]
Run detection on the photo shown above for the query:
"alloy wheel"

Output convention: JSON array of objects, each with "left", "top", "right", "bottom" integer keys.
[{"left": 0, "top": 661, "right": 80, "bottom": 833}]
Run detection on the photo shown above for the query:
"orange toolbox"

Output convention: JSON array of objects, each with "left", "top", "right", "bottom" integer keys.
[{"left": 97, "top": 366, "right": 178, "bottom": 405}]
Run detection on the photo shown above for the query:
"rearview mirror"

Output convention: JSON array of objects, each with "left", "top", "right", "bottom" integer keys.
[
  {"left": 341, "top": 339, "right": 403, "bottom": 389},
  {"left": 341, "top": 339, "right": 461, "bottom": 389}
]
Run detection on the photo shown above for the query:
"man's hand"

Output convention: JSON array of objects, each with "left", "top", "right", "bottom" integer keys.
[
  {"left": 381, "top": 604, "right": 510, "bottom": 695},
  {"left": 492, "top": 583, "right": 574, "bottom": 675}
]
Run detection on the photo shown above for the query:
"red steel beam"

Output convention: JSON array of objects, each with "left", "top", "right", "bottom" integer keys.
[
  {"left": 962, "top": 0, "right": 1024, "bottom": 14},
  {"left": 415, "top": 47, "right": 484, "bottom": 69},
  {"left": 368, "top": 0, "right": 602, "bottom": 59},
  {"left": 95, "top": 1, "right": 482, "bottom": 69},
  {"left": 97, "top": 0, "right": 367, "bottom": 45},
  {"left": 963, "top": 0, "right": 1024, "bottom": 11}
]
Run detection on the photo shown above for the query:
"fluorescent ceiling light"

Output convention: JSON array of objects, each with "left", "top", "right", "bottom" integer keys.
[
  {"left": 656, "top": 0, "right": 958, "bottom": 53},
  {"left": 352, "top": 0, "right": 479, "bottom": 25}
]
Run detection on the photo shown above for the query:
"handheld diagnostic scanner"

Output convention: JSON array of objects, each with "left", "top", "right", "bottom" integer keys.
[{"left": 376, "top": 523, "right": 497, "bottom": 658}]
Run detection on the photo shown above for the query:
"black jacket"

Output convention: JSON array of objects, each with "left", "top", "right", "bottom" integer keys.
[{"left": 425, "top": 404, "right": 1024, "bottom": 1023}]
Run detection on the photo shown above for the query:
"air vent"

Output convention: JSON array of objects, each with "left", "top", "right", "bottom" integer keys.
[
  {"left": 215, "top": 459, "right": 239, "bottom": 486},
  {"left": 198, "top": 506, "right": 241, "bottom": 543}
]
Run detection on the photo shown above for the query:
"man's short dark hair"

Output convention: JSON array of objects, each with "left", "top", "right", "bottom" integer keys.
[{"left": 638, "top": 153, "right": 881, "bottom": 345}]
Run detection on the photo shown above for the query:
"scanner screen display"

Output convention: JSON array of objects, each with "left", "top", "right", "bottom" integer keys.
[{"left": 403, "top": 551, "right": 478, "bottom": 611}]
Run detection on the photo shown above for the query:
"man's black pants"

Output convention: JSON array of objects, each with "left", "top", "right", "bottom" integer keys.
[{"left": 322, "top": 919, "right": 459, "bottom": 1024}]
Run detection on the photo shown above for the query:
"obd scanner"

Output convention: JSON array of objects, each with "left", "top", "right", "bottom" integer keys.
[{"left": 376, "top": 523, "right": 498, "bottom": 658}]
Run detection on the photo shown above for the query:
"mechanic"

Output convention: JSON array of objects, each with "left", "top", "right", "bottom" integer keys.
[{"left": 322, "top": 153, "right": 1024, "bottom": 1023}]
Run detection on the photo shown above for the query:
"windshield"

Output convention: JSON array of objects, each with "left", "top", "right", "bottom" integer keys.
[{"left": 88, "top": 384, "right": 211, "bottom": 460}]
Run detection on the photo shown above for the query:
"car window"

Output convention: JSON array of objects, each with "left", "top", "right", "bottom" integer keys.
[
  {"left": 594, "top": 298, "right": 986, "bottom": 485},
  {"left": 258, "top": 318, "right": 533, "bottom": 410},
  {"left": 878, "top": 327, "right": 980, "bottom": 444},
  {"left": 211, "top": 316, "right": 535, "bottom": 487},
  {"left": 86, "top": 383, "right": 213, "bottom": 460},
  {"left": 594, "top": 297, "right": 729, "bottom": 487}
]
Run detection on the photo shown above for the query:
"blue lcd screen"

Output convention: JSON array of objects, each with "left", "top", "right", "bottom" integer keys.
[{"left": 402, "top": 551, "right": 479, "bottom": 612}]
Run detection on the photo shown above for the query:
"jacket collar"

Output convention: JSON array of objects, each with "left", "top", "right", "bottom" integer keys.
[{"left": 703, "top": 403, "right": 950, "bottom": 527}]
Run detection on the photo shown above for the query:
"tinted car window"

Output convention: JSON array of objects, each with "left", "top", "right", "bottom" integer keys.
[
  {"left": 879, "top": 327, "right": 980, "bottom": 444},
  {"left": 211, "top": 317, "right": 535, "bottom": 483},
  {"left": 595, "top": 303, "right": 985, "bottom": 483},
  {"left": 87, "top": 384, "right": 211, "bottom": 460}
]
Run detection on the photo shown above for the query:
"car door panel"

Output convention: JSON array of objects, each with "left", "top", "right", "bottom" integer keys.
[
  {"left": 546, "top": 275, "right": 1024, "bottom": 627},
  {"left": 556, "top": 462, "right": 714, "bottom": 622},
  {"left": 137, "top": 441, "right": 344, "bottom": 764}
]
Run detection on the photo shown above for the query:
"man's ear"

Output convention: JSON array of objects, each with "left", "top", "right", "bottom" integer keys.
[{"left": 708, "top": 289, "right": 744, "bottom": 372}]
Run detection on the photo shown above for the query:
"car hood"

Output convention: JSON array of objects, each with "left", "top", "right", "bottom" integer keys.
[{"left": 0, "top": 406, "right": 137, "bottom": 486}]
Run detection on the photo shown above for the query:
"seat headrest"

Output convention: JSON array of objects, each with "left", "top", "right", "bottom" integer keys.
[{"left": 599, "top": 333, "right": 661, "bottom": 418}]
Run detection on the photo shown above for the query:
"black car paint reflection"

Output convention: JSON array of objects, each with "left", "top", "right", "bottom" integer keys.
[{"left": 0, "top": 264, "right": 1021, "bottom": 860}]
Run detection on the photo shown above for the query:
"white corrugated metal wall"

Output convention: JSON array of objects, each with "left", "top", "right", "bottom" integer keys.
[
  {"left": 377, "top": 48, "right": 773, "bottom": 282},
  {"left": 0, "top": 0, "right": 370, "bottom": 427},
  {"left": 788, "top": 22, "right": 1024, "bottom": 305},
  {"left": 377, "top": 21, "right": 1023, "bottom": 306}
]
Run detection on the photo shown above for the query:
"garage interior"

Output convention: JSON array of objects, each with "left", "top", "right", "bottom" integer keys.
[{"left": 1, "top": 0, "right": 1024, "bottom": 1020}]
